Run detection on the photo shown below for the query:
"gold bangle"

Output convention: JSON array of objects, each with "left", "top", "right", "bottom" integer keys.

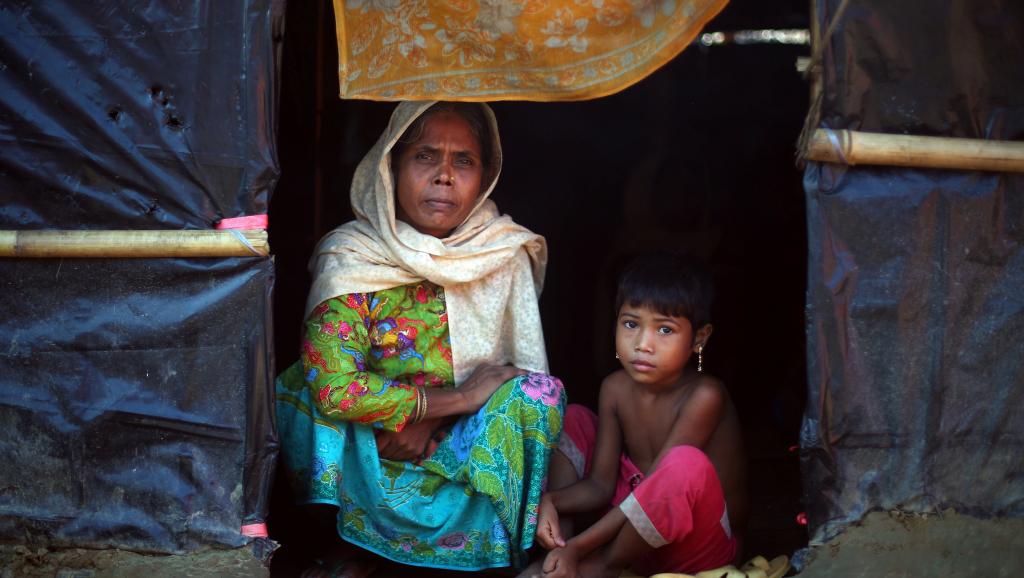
[
  {"left": 411, "top": 387, "right": 421, "bottom": 424},
  {"left": 413, "top": 386, "right": 425, "bottom": 424},
  {"left": 419, "top": 386, "right": 428, "bottom": 422},
  {"left": 413, "top": 383, "right": 421, "bottom": 424}
]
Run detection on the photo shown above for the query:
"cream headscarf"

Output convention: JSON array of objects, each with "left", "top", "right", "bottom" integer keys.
[{"left": 306, "top": 101, "right": 549, "bottom": 383}]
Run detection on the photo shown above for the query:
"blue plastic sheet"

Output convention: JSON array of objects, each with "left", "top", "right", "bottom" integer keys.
[{"left": 801, "top": 0, "right": 1024, "bottom": 545}]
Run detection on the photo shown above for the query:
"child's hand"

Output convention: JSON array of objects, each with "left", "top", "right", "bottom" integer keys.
[
  {"left": 535, "top": 493, "right": 565, "bottom": 550},
  {"left": 541, "top": 545, "right": 578, "bottom": 578}
]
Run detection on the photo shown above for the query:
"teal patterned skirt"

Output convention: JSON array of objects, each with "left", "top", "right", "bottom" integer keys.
[{"left": 276, "top": 364, "right": 565, "bottom": 570}]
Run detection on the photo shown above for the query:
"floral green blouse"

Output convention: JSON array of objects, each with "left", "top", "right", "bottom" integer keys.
[{"left": 302, "top": 281, "right": 453, "bottom": 432}]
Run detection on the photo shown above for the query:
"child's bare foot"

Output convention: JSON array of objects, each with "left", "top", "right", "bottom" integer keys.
[
  {"left": 515, "top": 555, "right": 621, "bottom": 578},
  {"left": 576, "top": 554, "right": 623, "bottom": 578}
]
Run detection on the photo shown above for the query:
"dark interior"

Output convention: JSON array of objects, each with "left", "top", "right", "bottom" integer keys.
[{"left": 268, "top": 1, "right": 811, "bottom": 574}]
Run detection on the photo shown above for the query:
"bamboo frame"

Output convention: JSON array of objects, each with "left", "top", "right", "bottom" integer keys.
[
  {"left": 807, "top": 129, "right": 1024, "bottom": 173},
  {"left": 0, "top": 230, "right": 269, "bottom": 258}
]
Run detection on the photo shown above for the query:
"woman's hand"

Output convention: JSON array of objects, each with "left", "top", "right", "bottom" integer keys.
[
  {"left": 535, "top": 493, "right": 566, "bottom": 550},
  {"left": 457, "top": 364, "right": 528, "bottom": 413},
  {"left": 375, "top": 417, "right": 445, "bottom": 462}
]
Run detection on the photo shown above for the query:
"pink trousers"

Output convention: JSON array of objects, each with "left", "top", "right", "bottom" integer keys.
[{"left": 557, "top": 404, "right": 737, "bottom": 575}]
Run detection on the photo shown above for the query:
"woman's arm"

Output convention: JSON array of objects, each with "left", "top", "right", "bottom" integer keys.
[
  {"left": 304, "top": 296, "right": 418, "bottom": 431},
  {"left": 375, "top": 364, "right": 528, "bottom": 461},
  {"left": 420, "top": 363, "right": 528, "bottom": 420},
  {"left": 307, "top": 296, "right": 526, "bottom": 428}
]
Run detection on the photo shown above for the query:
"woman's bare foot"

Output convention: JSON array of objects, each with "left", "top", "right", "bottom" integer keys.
[
  {"left": 515, "top": 559, "right": 545, "bottom": 578},
  {"left": 300, "top": 545, "right": 379, "bottom": 578}
]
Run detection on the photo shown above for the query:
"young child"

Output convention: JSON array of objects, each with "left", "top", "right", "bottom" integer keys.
[{"left": 524, "top": 253, "right": 747, "bottom": 578}]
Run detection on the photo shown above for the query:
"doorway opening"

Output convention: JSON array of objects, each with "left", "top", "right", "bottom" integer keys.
[{"left": 268, "top": 1, "right": 811, "bottom": 575}]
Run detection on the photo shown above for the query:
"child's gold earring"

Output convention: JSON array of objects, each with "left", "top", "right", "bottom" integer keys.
[{"left": 697, "top": 344, "right": 704, "bottom": 373}]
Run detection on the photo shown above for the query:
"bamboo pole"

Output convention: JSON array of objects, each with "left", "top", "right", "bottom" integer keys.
[
  {"left": 0, "top": 230, "right": 269, "bottom": 258},
  {"left": 807, "top": 129, "right": 1024, "bottom": 172}
]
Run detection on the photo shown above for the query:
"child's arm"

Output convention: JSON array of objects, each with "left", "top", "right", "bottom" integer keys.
[
  {"left": 542, "top": 503, "right": 632, "bottom": 577},
  {"left": 535, "top": 376, "right": 625, "bottom": 549},
  {"left": 648, "top": 378, "right": 724, "bottom": 473},
  {"left": 550, "top": 378, "right": 624, "bottom": 510}
]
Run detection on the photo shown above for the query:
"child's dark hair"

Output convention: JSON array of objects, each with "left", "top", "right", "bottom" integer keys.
[{"left": 615, "top": 252, "right": 714, "bottom": 327}]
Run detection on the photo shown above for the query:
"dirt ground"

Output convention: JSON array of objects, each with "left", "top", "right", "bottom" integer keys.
[
  {"left": 795, "top": 509, "right": 1024, "bottom": 577},
  {"left": 9, "top": 510, "right": 1022, "bottom": 577},
  {"left": 0, "top": 545, "right": 269, "bottom": 578}
]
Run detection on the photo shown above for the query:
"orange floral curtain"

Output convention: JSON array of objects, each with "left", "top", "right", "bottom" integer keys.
[{"left": 333, "top": 0, "right": 729, "bottom": 101}]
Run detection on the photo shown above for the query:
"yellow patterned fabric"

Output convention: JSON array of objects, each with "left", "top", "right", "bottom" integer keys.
[{"left": 333, "top": 0, "right": 729, "bottom": 101}]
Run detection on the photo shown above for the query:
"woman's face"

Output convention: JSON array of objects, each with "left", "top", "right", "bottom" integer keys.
[{"left": 393, "top": 111, "right": 485, "bottom": 238}]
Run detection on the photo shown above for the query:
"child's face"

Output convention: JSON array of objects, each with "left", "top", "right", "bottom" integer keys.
[{"left": 615, "top": 303, "right": 708, "bottom": 387}]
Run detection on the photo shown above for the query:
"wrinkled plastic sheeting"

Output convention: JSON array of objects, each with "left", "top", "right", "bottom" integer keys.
[
  {"left": 802, "top": 0, "right": 1024, "bottom": 545},
  {"left": 815, "top": 0, "right": 1024, "bottom": 140},
  {"left": 0, "top": 0, "right": 282, "bottom": 553},
  {"left": 0, "top": 0, "right": 281, "bottom": 229},
  {"left": 0, "top": 258, "right": 274, "bottom": 553},
  {"left": 802, "top": 166, "right": 1024, "bottom": 544}
]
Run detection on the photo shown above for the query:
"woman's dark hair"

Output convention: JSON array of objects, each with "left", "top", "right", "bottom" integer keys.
[
  {"left": 391, "top": 102, "right": 495, "bottom": 187},
  {"left": 615, "top": 252, "right": 714, "bottom": 327}
]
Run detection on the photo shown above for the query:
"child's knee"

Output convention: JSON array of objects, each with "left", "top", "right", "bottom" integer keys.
[
  {"left": 659, "top": 445, "right": 714, "bottom": 476},
  {"left": 563, "top": 404, "right": 598, "bottom": 442},
  {"left": 637, "top": 446, "right": 720, "bottom": 510},
  {"left": 565, "top": 403, "right": 594, "bottom": 426},
  {"left": 559, "top": 404, "right": 598, "bottom": 469}
]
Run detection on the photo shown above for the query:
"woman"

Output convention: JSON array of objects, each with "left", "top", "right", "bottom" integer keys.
[{"left": 276, "top": 101, "right": 565, "bottom": 575}]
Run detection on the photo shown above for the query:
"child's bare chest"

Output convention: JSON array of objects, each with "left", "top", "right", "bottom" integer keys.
[{"left": 617, "top": 395, "right": 682, "bottom": 472}]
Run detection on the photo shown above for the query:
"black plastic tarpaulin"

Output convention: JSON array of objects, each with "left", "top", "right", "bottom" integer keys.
[
  {"left": 0, "top": 0, "right": 280, "bottom": 229},
  {"left": 801, "top": 0, "right": 1024, "bottom": 544},
  {"left": 0, "top": 258, "right": 274, "bottom": 552},
  {"left": 0, "top": 0, "right": 282, "bottom": 554}
]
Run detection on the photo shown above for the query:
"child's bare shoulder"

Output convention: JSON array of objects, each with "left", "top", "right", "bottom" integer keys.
[
  {"left": 692, "top": 373, "right": 727, "bottom": 395},
  {"left": 679, "top": 374, "right": 731, "bottom": 415},
  {"left": 598, "top": 369, "right": 634, "bottom": 404}
]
